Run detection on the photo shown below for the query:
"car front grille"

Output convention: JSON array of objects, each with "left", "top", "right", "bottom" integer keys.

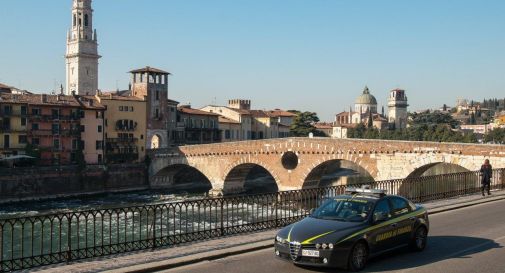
[{"left": 289, "top": 242, "right": 301, "bottom": 261}]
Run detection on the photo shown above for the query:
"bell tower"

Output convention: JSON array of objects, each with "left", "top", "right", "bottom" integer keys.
[{"left": 65, "top": 0, "right": 101, "bottom": 95}]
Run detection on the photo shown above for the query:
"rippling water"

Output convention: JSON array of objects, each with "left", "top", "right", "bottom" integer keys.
[{"left": 0, "top": 189, "right": 208, "bottom": 218}]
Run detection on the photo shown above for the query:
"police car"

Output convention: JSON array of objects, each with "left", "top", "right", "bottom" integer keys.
[{"left": 274, "top": 187, "right": 429, "bottom": 271}]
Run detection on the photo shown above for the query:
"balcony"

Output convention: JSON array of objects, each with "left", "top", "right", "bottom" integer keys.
[
  {"left": 106, "top": 137, "right": 139, "bottom": 143},
  {"left": 0, "top": 109, "right": 28, "bottom": 117},
  {"left": 29, "top": 115, "right": 81, "bottom": 122},
  {"left": 0, "top": 125, "right": 27, "bottom": 133},
  {"left": 106, "top": 153, "right": 139, "bottom": 163},
  {"left": 29, "top": 129, "right": 81, "bottom": 137}
]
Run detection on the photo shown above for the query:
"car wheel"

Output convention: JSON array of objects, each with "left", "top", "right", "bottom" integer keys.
[
  {"left": 348, "top": 241, "right": 368, "bottom": 272},
  {"left": 410, "top": 226, "right": 428, "bottom": 251}
]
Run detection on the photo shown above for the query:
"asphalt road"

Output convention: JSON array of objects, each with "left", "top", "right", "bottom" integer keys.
[{"left": 160, "top": 199, "right": 505, "bottom": 273}]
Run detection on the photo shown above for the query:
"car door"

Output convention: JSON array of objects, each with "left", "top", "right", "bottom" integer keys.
[
  {"left": 368, "top": 198, "right": 395, "bottom": 254},
  {"left": 389, "top": 197, "right": 415, "bottom": 246}
]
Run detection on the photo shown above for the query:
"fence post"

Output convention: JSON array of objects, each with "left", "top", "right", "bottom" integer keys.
[
  {"left": 501, "top": 169, "right": 505, "bottom": 190},
  {"left": 152, "top": 206, "right": 157, "bottom": 249},
  {"left": 220, "top": 199, "right": 225, "bottom": 236},
  {"left": 66, "top": 214, "right": 72, "bottom": 262}
]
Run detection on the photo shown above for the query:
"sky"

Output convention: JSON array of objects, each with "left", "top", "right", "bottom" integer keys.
[{"left": 0, "top": 0, "right": 504, "bottom": 121}]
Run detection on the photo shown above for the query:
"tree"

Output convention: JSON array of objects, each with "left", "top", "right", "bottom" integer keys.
[
  {"left": 289, "top": 111, "right": 320, "bottom": 137},
  {"left": 410, "top": 111, "right": 460, "bottom": 128},
  {"left": 484, "top": 128, "right": 505, "bottom": 144},
  {"left": 367, "top": 111, "right": 373, "bottom": 128}
]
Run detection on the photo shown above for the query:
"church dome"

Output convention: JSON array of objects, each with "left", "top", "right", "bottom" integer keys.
[{"left": 355, "top": 86, "right": 378, "bottom": 105}]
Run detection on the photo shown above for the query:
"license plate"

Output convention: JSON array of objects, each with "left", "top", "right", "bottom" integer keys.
[{"left": 302, "top": 249, "right": 320, "bottom": 257}]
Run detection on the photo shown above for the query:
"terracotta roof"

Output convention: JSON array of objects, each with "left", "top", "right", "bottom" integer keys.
[
  {"left": 334, "top": 124, "right": 358, "bottom": 129},
  {"left": 267, "top": 109, "right": 297, "bottom": 117},
  {"left": 179, "top": 107, "right": 220, "bottom": 116},
  {"left": 0, "top": 93, "right": 104, "bottom": 109},
  {"left": 167, "top": 98, "right": 179, "bottom": 104},
  {"left": 218, "top": 116, "right": 240, "bottom": 124},
  {"left": 129, "top": 66, "right": 171, "bottom": 74},
  {"left": 226, "top": 107, "right": 251, "bottom": 115},
  {"left": 249, "top": 110, "right": 274, "bottom": 118},
  {"left": 335, "top": 111, "right": 357, "bottom": 116},
  {"left": 314, "top": 123, "right": 333, "bottom": 129},
  {"left": 98, "top": 93, "right": 145, "bottom": 101}
]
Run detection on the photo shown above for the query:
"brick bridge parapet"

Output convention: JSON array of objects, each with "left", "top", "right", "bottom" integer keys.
[{"left": 148, "top": 138, "right": 505, "bottom": 195}]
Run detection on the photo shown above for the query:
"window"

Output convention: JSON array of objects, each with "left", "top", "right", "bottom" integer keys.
[
  {"left": 84, "top": 14, "right": 89, "bottom": 27},
  {"left": 18, "top": 135, "right": 27, "bottom": 144},
  {"left": 140, "top": 134, "right": 144, "bottom": 140},
  {"left": 96, "top": 141, "right": 103, "bottom": 150},
  {"left": 156, "top": 90, "right": 160, "bottom": 100},
  {"left": 72, "top": 139, "right": 79, "bottom": 150},
  {"left": 32, "top": 108, "right": 41, "bottom": 116},
  {"left": 155, "top": 108, "right": 159, "bottom": 119},
  {"left": 21, "top": 118, "right": 27, "bottom": 126},
  {"left": 21, "top": 106, "right": 27, "bottom": 115},
  {"left": 130, "top": 106, "right": 134, "bottom": 112},
  {"left": 52, "top": 124, "right": 60, "bottom": 134},
  {"left": 53, "top": 139, "right": 60, "bottom": 150},
  {"left": 32, "top": 138, "right": 40, "bottom": 146},
  {"left": 390, "top": 197, "right": 410, "bottom": 216},
  {"left": 373, "top": 200, "right": 391, "bottom": 222},
  {"left": 73, "top": 14, "right": 76, "bottom": 27},
  {"left": 52, "top": 109, "right": 59, "bottom": 119},
  {"left": 98, "top": 154, "right": 103, "bottom": 164},
  {"left": 105, "top": 119, "right": 108, "bottom": 127},
  {"left": 98, "top": 125, "right": 102, "bottom": 133},
  {"left": 80, "top": 125, "right": 85, "bottom": 132},
  {"left": 225, "top": 130, "right": 231, "bottom": 139}
]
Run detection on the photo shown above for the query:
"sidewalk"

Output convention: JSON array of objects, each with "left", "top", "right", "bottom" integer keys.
[{"left": 31, "top": 190, "right": 505, "bottom": 273}]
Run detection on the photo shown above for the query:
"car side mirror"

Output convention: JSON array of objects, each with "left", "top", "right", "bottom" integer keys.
[{"left": 373, "top": 212, "right": 388, "bottom": 223}]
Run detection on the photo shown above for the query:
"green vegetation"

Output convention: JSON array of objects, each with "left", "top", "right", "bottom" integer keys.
[
  {"left": 348, "top": 111, "right": 478, "bottom": 143},
  {"left": 484, "top": 128, "right": 505, "bottom": 144},
  {"left": 289, "top": 111, "right": 325, "bottom": 137}
]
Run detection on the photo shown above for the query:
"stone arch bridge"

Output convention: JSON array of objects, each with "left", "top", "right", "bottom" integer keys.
[{"left": 148, "top": 138, "right": 505, "bottom": 195}]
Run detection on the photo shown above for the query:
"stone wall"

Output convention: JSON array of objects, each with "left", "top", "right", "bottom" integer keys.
[{"left": 0, "top": 164, "right": 147, "bottom": 203}]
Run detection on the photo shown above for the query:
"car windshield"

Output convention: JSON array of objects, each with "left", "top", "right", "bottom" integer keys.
[{"left": 310, "top": 198, "right": 374, "bottom": 222}]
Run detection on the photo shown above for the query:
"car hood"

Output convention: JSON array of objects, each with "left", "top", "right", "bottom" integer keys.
[{"left": 278, "top": 217, "right": 367, "bottom": 244}]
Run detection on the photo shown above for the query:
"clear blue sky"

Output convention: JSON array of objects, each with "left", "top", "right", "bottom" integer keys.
[{"left": 1, "top": 0, "right": 504, "bottom": 120}]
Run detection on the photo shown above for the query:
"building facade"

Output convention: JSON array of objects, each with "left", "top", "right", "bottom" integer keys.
[
  {"left": 95, "top": 93, "right": 147, "bottom": 163},
  {"left": 65, "top": 0, "right": 100, "bottom": 95},
  {"left": 0, "top": 95, "right": 29, "bottom": 159},
  {"left": 1, "top": 93, "right": 104, "bottom": 165},
  {"left": 176, "top": 106, "right": 221, "bottom": 145}
]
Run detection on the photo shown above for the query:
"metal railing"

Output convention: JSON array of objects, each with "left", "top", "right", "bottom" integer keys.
[{"left": 1, "top": 168, "right": 504, "bottom": 272}]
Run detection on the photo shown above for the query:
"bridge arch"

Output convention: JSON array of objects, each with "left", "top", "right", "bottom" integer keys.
[
  {"left": 302, "top": 158, "right": 375, "bottom": 189},
  {"left": 222, "top": 159, "right": 280, "bottom": 195},
  {"left": 151, "top": 164, "right": 212, "bottom": 192},
  {"left": 398, "top": 161, "right": 474, "bottom": 198}
]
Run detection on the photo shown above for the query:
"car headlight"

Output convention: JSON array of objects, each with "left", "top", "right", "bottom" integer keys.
[
  {"left": 329, "top": 243, "right": 334, "bottom": 249},
  {"left": 276, "top": 236, "right": 282, "bottom": 242}
]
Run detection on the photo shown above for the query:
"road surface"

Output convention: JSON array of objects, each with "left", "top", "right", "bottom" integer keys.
[{"left": 160, "top": 199, "right": 505, "bottom": 273}]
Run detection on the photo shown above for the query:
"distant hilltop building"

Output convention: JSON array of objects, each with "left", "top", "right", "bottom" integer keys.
[
  {"left": 331, "top": 86, "right": 408, "bottom": 138},
  {"left": 65, "top": 0, "right": 101, "bottom": 96},
  {"left": 387, "top": 88, "right": 409, "bottom": 129}
]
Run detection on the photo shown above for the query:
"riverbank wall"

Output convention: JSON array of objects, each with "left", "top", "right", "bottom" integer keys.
[{"left": 0, "top": 164, "right": 148, "bottom": 204}]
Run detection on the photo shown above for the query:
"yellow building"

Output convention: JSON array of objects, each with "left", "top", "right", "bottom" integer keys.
[
  {"left": 95, "top": 93, "right": 147, "bottom": 163},
  {"left": 0, "top": 94, "right": 29, "bottom": 158},
  {"left": 494, "top": 115, "right": 505, "bottom": 127}
]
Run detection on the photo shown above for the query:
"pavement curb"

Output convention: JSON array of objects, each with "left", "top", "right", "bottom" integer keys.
[
  {"left": 107, "top": 193, "right": 505, "bottom": 273},
  {"left": 104, "top": 241, "right": 274, "bottom": 273}
]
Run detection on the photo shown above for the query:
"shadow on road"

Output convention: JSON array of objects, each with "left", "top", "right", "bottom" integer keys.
[{"left": 294, "top": 235, "right": 502, "bottom": 273}]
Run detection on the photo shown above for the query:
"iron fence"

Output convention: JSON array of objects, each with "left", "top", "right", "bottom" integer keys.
[{"left": 1, "top": 168, "right": 504, "bottom": 272}]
